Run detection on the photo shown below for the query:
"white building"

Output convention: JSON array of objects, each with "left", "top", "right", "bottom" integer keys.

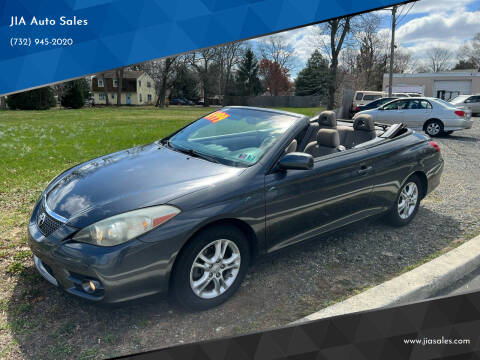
[{"left": 383, "top": 71, "right": 480, "bottom": 101}]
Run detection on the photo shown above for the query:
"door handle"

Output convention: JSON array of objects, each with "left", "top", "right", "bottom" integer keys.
[{"left": 358, "top": 166, "right": 373, "bottom": 176}]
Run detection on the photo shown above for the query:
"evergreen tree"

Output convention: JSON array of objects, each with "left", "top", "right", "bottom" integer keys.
[
  {"left": 235, "top": 49, "right": 263, "bottom": 96},
  {"left": 294, "top": 50, "right": 329, "bottom": 96},
  {"left": 61, "top": 79, "right": 90, "bottom": 109},
  {"left": 170, "top": 64, "right": 198, "bottom": 100},
  {"left": 7, "top": 87, "right": 56, "bottom": 110}
]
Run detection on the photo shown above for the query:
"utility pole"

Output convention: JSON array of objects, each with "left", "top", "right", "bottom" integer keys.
[{"left": 388, "top": 5, "right": 397, "bottom": 97}]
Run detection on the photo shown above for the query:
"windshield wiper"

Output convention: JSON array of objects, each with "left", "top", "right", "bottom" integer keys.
[{"left": 167, "top": 142, "right": 221, "bottom": 164}]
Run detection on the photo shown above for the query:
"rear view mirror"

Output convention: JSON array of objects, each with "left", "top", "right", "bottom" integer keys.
[{"left": 278, "top": 152, "right": 314, "bottom": 171}]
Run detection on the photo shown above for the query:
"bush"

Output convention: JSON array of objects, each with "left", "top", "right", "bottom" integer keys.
[
  {"left": 61, "top": 79, "right": 90, "bottom": 109},
  {"left": 6, "top": 87, "right": 56, "bottom": 110}
]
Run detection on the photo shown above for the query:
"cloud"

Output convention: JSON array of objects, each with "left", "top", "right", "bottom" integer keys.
[
  {"left": 393, "top": 8, "right": 480, "bottom": 64},
  {"left": 404, "top": 0, "right": 475, "bottom": 14},
  {"left": 250, "top": 0, "right": 478, "bottom": 76}
]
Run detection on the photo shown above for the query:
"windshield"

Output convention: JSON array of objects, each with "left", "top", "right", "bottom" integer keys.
[
  {"left": 167, "top": 108, "right": 298, "bottom": 167},
  {"left": 450, "top": 95, "right": 469, "bottom": 104}
]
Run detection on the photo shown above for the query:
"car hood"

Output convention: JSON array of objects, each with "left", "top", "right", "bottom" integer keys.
[{"left": 45, "top": 143, "right": 244, "bottom": 228}]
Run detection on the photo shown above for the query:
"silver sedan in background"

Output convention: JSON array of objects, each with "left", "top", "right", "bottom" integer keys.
[
  {"left": 354, "top": 97, "right": 473, "bottom": 137},
  {"left": 450, "top": 94, "right": 480, "bottom": 116}
]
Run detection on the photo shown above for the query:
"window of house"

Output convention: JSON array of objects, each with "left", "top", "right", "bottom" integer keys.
[
  {"left": 148, "top": 94, "right": 152, "bottom": 102},
  {"left": 138, "top": 80, "right": 142, "bottom": 87},
  {"left": 139, "top": 94, "right": 142, "bottom": 102},
  {"left": 99, "top": 93, "right": 105, "bottom": 100},
  {"left": 98, "top": 79, "right": 104, "bottom": 87},
  {"left": 113, "top": 79, "right": 118, "bottom": 87},
  {"left": 147, "top": 81, "right": 151, "bottom": 88}
]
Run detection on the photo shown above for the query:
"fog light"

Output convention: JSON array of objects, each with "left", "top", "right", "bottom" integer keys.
[{"left": 81, "top": 280, "right": 99, "bottom": 294}]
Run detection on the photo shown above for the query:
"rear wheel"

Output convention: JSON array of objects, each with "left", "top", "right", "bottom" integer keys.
[
  {"left": 386, "top": 175, "right": 422, "bottom": 227},
  {"left": 171, "top": 225, "right": 250, "bottom": 310},
  {"left": 424, "top": 119, "right": 443, "bottom": 137}
]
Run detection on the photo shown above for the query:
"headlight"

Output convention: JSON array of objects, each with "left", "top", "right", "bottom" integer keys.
[{"left": 72, "top": 205, "right": 181, "bottom": 247}]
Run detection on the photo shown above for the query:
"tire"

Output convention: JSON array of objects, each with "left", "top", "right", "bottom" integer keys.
[
  {"left": 171, "top": 224, "right": 250, "bottom": 310},
  {"left": 385, "top": 175, "right": 423, "bottom": 227},
  {"left": 424, "top": 119, "right": 443, "bottom": 137}
]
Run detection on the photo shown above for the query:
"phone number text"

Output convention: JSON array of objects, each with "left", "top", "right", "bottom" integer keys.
[{"left": 10, "top": 38, "right": 74, "bottom": 47}]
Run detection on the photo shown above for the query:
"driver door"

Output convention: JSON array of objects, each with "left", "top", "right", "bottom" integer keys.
[{"left": 264, "top": 149, "right": 377, "bottom": 253}]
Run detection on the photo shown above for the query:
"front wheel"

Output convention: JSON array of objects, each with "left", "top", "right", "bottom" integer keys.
[
  {"left": 385, "top": 175, "right": 422, "bottom": 227},
  {"left": 171, "top": 225, "right": 250, "bottom": 310},
  {"left": 424, "top": 120, "right": 443, "bottom": 137}
]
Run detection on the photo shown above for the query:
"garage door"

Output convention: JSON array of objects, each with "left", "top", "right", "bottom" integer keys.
[{"left": 434, "top": 80, "right": 472, "bottom": 101}]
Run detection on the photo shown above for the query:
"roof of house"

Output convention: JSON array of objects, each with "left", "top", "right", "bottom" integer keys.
[
  {"left": 384, "top": 71, "right": 480, "bottom": 79},
  {"left": 95, "top": 70, "right": 145, "bottom": 79}
]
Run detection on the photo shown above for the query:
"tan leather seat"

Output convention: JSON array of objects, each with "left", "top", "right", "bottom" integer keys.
[
  {"left": 298, "top": 122, "right": 319, "bottom": 151},
  {"left": 353, "top": 115, "right": 376, "bottom": 145},
  {"left": 304, "top": 129, "right": 344, "bottom": 158},
  {"left": 318, "top": 111, "right": 337, "bottom": 129},
  {"left": 285, "top": 139, "right": 297, "bottom": 154}
]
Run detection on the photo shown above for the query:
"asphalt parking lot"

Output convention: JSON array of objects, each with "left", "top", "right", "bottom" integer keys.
[{"left": 6, "top": 118, "right": 480, "bottom": 359}]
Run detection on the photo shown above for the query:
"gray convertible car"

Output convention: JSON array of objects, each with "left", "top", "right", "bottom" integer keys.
[{"left": 28, "top": 107, "right": 444, "bottom": 310}]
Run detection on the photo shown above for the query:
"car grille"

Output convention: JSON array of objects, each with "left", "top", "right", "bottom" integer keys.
[{"left": 37, "top": 201, "right": 63, "bottom": 237}]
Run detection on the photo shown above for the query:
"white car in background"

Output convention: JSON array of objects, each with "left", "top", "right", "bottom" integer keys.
[
  {"left": 354, "top": 97, "right": 473, "bottom": 137},
  {"left": 450, "top": 94, "right": 480, "bottom": 116}
]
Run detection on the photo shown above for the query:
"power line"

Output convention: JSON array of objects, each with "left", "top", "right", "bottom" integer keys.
[{"left": 396, "top": 1, "right": 416, "bottom": 27}]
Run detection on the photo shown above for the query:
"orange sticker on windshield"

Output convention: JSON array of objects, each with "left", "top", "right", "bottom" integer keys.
[{"left": 204, "top": 111, "right": 230, "bottom": 123}]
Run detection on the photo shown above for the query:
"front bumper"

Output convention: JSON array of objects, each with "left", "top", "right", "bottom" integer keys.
[{"left": 28, "top": 201, "right": 188, "bottom": 304}]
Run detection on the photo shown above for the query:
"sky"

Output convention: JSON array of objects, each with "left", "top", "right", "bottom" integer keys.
[{"left": 251, "top": 0, "right": 480, "bottom": 78}]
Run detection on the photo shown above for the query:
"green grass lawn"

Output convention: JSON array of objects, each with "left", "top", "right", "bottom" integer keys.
[
  {"left": 0, "top": 105, "right": 322, "bottom": 359},
  {"left": 0, "top": 106, "right": 320, "bottom": 193}
]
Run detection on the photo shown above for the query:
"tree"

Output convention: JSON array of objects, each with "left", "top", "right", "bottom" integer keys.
[
  {"left": 258, "top": 59, "right": 292, "bottom": 96},
  {"left": 317, "top": 17, "right": 353, "bottom": 109},
  {"left": 156, "top": 57, "right": 178, "bottom": 107},
  {"left": 453, "top": 59, "right": 478, "bottom": 70},
  {"left": 170, "top": 61, "right": 199, "bottom": 100},
  {"left": 61, "top": 79, "right": 90, "bottom": 109},
  {"left": 115, "top": 67, "right": 124, "bottom": 106},
  {"left": 258, "top": 34, "right": 295, "bottom": 73},
  {"left": 458, "top": 33, "right": 480, "bottom": 70},
  {"left": 425, "top": 47, "right": 452, "bottom": 72},
  {"left": 215, "top": 43, "right": 244, "bottom": 100},
  {"left": 7, "top": 87, "right": 56, "bottom": 110},
  {"left": 235, "top": 49, "right": 262, "bottom": 96},
  {"left": 294, "top": 50, "right": 329, "bottom": 96},
  {"left": 353, "top": 13, "right": 382, "bottom": 90},
  {"left": 187, "top": 49, "right": 218, "bottom": 106}
]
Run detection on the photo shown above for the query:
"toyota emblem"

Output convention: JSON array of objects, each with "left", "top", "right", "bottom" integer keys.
[{"left": 38, "top": 212, "right": 46, "bottom": 227}]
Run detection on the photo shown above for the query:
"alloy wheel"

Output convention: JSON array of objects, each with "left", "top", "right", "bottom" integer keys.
[
  {"left": 189, "top": 239, "right": 241, "bottom": 299},
  {"left": 426, "top": 122, "right": 441, "bottom": 136},
  {"left": 397, "top": 182, "right": 419, "bottom": 220}
]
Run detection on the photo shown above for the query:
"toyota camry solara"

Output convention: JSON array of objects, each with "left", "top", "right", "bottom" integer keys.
[{"left": 28, "top": 107, "right": 444, "bottom": 310}]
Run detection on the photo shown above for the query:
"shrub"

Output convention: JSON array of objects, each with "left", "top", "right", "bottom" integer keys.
[
  {"left": 7, "top": 87, "right": 56, "bottom": 110},
  {"left": 61, "top": 79, "right": 90, "bottom": 109}
]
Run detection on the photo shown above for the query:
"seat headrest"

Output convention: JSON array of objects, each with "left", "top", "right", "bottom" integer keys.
[
  {"left": 285, "top": 139, "right": 297, "bottom": 154},
  {"left": 317, "top": 129, "right": 340, "bottom": 148},
  {"left": 318, "top": 111, "right": 337, "bottom": 128},
  {"left": 354, "top": 115, "right": 375, "bottom": 131}
]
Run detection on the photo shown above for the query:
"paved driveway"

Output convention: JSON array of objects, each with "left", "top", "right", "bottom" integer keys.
[{"left": 5, "top": 118, "right": 480, "bottom": 360}]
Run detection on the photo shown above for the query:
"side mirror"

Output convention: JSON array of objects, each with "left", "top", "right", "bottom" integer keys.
[{"left": 278, "top": 152, "right": 314, "bottom": 171}]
